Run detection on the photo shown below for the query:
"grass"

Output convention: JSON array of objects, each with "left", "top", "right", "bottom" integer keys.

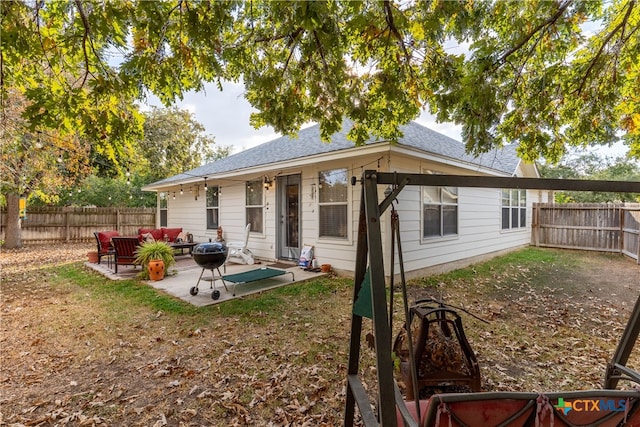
[
  {"left": 408, "top": 247, "right": 585, "bottom": 293},
  {"left": 50, "top": 264, "right": 352, "bottom": 324},
  {"left": 4, "top": 246, "right": 638, "bottom": 425}
]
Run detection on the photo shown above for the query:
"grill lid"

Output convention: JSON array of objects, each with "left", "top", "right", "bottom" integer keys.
[{"left": 192, "top": 242, "right": 228, "bottom": 269}]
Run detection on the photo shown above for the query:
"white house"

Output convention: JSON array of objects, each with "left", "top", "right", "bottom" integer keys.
[{"left": 142, "top": 121, "right": 548, "bottom": 278}]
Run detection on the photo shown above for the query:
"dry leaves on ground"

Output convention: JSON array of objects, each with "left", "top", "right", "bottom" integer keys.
[{"left": 1, "top": 245, "right": 639, "bottom": 426}]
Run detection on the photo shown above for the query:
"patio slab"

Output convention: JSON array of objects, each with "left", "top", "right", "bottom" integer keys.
[{"left": 84, "top": 255, "right": 325, "bottom": 307}]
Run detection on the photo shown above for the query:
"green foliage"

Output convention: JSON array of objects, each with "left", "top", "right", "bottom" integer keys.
[
  {"left": 0, "top": 89, "right": 91, "bottom": 203},
  {"left": 140, "top": 106, "right": 231, "bottom": 182},
  {"left": 134, "top": 241, "right": 176, "bottom": 278},
  {"left": 2, "top": 0, "right": 638, "bottom": 167},
  {"left": 539, "top": 153, "right": 640, "bottom": 202}
]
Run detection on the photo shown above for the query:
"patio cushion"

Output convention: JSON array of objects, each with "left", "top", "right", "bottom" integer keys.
[
  {"left": 161, "top": 227, "right": 183, "bottom": 242},
  {"left": 95, "top": 230, "right": 120, "bottom": 253},
  {"left": 138, "top": 228, "right": 163, "bottom": 242}
]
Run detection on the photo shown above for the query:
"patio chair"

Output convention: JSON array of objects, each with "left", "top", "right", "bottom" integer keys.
[
  {"left": 94, "top": 230, "right": 120, "bottom": 264},
  {"left": 225, "top": 224, "right": 254, "bottom": 269},
  {"left": 111, "top": 237, "right": 141, "bottom": 273}
]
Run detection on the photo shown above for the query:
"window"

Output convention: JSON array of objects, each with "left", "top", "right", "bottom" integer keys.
[
  {"left": 422, "top": 182, "right": 458, "bottom": 238},
  {"left": 502, "top": 189, "right": 526, "bottom": 229},
  {"left": 206, "top": 186, "right": 219, "bottom": 230},
  {"left": 159, "top": 192, "right": 168, "bottom": 227},
  {"left": 246, "top": 179, "right": 263, "bottom": 233},
  {"left": 318, "top": 168, "right": 348, "bottom": 239}
]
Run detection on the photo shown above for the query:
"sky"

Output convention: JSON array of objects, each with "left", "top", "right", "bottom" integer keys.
[
  {"left": 146, "top": 80, "right": 464, "bottom": 154},
  {"left": 146, "top": 80, "right": 629, "bottom": 161}
]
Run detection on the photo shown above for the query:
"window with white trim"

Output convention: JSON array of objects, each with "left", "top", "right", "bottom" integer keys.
[
  {"left": 318, "top": 168, "right": 348, "bottom": 239},
  {"left": 206, "top": 186, "right": 219, "bottom": 230},
  {"left": 246, "top": 179, "right": 263, "bottom": 233},
  {"left": 159, "top": 192, "right": 168, "bottom": 227},
  {"left": 501, "top": 189, "right": 526, "bottom": 229},
  {"left": 422, "top": 173, "right": 458, "bottom": 238}
]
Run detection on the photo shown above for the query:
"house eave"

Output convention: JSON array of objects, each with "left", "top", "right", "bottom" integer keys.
[
  {"left": 143, "top": 140, "right": 523, "bottom": 192},
  {"left": 389, "top": 145, "right": 516, "bottom": 177},
  {"left": 143, "top": 143, "right": 392, "bottom": 191}
]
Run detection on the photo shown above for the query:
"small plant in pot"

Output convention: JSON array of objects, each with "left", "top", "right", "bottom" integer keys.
[{"left": 135, "top": 241, "right": 176, "bottom": 281}]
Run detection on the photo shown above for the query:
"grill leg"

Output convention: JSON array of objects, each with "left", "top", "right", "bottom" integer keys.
[
  {"left": 216, "top": 268, "right": 229, "bottom": 292},
  {"left": 195, "top": 268, "right": 206, "bottom": 291}
]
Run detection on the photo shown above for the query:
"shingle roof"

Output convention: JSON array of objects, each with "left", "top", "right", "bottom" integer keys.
[{"left": 149, "top": 121, "right": 521, "bottom": 187}]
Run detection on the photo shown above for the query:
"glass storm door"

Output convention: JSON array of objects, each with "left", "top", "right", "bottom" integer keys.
[{"left": 276, "top": 174, "right": 301, "bottom": 260}]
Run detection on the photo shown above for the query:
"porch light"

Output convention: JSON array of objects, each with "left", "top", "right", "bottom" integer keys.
[
  {"left": 204, "top": 177, "right": 208, "bottom": 190},
  {"left": 263, "top": 176, "right": 273, "bottom": 190},
  {"left": 172, "top": 192, "right": 176, "bottom": 200},
  {"left": 180, "top": 184, "right": 183, "bottom": 195}
]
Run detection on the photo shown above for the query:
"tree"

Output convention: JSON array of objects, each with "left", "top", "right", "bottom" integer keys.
[
  {"left": 3, "top": 0, "right": 638, "bottom": 163},
  {"left": 25, "top": 105, "right": 232, "bottom": 209},
  {"left": 140, "top": 106, "right": 230, "bottom": 181},
  {"left": 3, "top": 1, "right": 639, "bottom": 247},
  {"left": 0, "top": 89, "right": 91, "bottom": 248},
  {"left": 539, "top": 153, "right": 640, "bottom": 202}
]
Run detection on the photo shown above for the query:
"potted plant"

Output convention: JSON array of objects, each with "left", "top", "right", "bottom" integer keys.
[{"left": 134, "top": 241, "right": 176, "bottom": 281}]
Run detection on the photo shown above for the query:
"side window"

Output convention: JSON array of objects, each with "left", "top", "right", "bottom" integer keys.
[
  {"left": 502, "top": 189, "right": 527, "bottom": 229},
  {"left": 318, "top": 168, "right": 348, "bottom": 239},
  {"left": 206, "top": 186, "right": 219, "bottom": 230},
  {"left": 159, "top": 192, "right": 168, "bottom": 227},
  {"left": 422, "top": 172, "right": 458, "bottom": 238},
  {"left": 246, "top": 179, "right": 263, "bottom": 233}
]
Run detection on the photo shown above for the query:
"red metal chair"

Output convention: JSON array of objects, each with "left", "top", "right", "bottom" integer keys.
[
  {"left": 111, "top": 237, "right": 140, "bottom": 273},
  {"left": 93, "top": 230, "right": 120, "bottom": 264}
]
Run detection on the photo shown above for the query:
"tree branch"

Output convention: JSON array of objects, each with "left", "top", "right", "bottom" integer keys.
[
  {"left": 383, "top": 0, "right": 411, "bottom": 64},
  {"left": 155, "top": 2, "right": 182, "bottom": 60},
  {"left": 34, "top": 1, "right": 58, "bottom": 83},
  {"left": 493, "top": 0, "right": 573, "bottom": 69},
  {"left": 576, "top": 0, "right": 636, "bottom": 95},
  {"left": 313, "top": 30, "right": 328, "bottom": 71},
  {"left": 74, "top": 0, "right": 92, "bottom": 87}
]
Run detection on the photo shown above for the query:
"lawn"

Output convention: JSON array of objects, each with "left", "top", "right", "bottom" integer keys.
[{"left": 1, "top": 244, "right": 638, "bottom": 426}]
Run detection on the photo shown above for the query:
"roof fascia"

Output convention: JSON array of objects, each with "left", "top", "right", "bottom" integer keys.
[{"left": 388, "top": 145, "right": 515, "bottom": 177}]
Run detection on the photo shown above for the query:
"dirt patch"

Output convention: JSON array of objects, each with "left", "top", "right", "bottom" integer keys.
[{"left": 1, "top": 245, "right": 639, "bottom": 426}]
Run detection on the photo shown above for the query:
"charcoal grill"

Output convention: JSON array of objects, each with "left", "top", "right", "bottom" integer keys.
[{"left": 190, "top": 242, "right": 228, "bottom": 300}]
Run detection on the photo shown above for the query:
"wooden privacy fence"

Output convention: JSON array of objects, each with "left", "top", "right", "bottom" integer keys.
[
  {"left": 0, "top": 207, "right": 157, "bottom": 244},
  {"left": 532, "top": 203, "right": 640, "bottom": 263}
]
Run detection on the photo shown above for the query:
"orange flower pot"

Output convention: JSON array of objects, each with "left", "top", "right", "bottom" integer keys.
[
  {"left": 87, "top": 251, "right": 99, "bottom": 263},
  {"left": 148, "top": 259, "right": 165, "bottom": 281}
]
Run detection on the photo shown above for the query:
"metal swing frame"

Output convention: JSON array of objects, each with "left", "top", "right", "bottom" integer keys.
[{"left": 344, "top": 171, "right": 640, "bottom": 427}]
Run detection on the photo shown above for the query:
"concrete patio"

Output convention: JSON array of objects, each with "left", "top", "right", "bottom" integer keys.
[{"left": 84, "top": 255, "right": 326, "bottom": 307}]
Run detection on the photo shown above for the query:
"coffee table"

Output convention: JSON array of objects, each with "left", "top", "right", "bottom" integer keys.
[{"left": 170, "top": 242, "right": 198, "bottom": 255}]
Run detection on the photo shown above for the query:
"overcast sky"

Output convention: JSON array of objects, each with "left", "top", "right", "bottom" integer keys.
[
  {"left": 145, "top": 80, "right": 628, "bottom": 160},
  {"left": 145, "top": 80, "right": 467, "bottom": 153}
]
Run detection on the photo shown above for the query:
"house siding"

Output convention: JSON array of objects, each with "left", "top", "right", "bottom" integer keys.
[
  {"left": 379, "top": 155, "right": 545, "bottom": 280},
  {"left": 145, "top": 121, "right": 543, "bottom": 278},
  {"left": 154, "top": 151, "right": 544, "bottom": 277}
]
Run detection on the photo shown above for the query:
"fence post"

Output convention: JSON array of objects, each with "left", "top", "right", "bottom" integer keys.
[
  {"left": 532, "top": 203, "right": 539, "bottom": 247},
  {"left": 65, "top": 208, "right": 71, "bottom": 243},
  {"left": 619, "top": 206, "right": 624, "bottom": 255}
]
